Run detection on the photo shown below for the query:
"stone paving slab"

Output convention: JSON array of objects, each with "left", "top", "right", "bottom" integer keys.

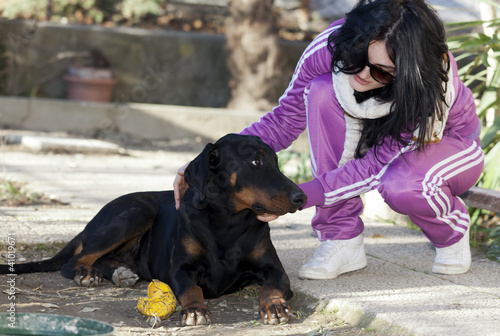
[{"left": 0, "top": 139, "right": 499, "bottom": 336}]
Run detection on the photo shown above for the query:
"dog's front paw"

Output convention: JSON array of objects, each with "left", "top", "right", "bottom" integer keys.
[
  {"left": 259, "top": 298, "right": 292, "bottom": 325},
  {"left": 74, "top": 267, "right": 103, "bottom": 287},
  {"left": 180, "top": 305, "right": 211, "bottom": 326},
  {"left": 112, "top": 266, "right": 139, "bottom": 287}
]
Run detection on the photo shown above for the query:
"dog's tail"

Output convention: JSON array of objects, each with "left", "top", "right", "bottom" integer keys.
[{"left": 0, "top": 234, "right": 83, "bottom": 274}]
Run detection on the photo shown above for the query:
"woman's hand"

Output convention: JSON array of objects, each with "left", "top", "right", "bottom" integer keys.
[{"left": 174, "top": 162, "right": 190, "bottom": 210}]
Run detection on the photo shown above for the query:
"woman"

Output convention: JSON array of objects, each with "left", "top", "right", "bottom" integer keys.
[{"left": 175, "top": 0, "right": 484, "bottom": 279}]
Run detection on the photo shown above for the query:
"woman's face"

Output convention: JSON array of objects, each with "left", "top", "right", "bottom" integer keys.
[{"left": 349, "top": 41, "right": 395, "bottom": 92}]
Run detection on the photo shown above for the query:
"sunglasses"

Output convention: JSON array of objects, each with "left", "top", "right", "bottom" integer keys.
[{"left": 366, "top": 61, "right": 395, "bottom": 85}]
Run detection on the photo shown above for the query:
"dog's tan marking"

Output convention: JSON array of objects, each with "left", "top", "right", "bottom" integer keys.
[
  {"left": 74, "top": 239, "right": 128, "bottom": 268},
  {"left": 233, "top": 187, "right": 291, "bottom": 214},
  {"left": 76, "top": 253, "right": 102, "bottom": 268},
  {"left": 178, "top": 285, "right": 210, "bottom": 325},
  {"left": 179, "top": 285, "right": 205, "bottom": 308},
  {"left": 73, "top": 219, "right": 155, "bottom": 268},
  {"left": 74, "top": 242, "right": 83, "bottom": 256},
  {"left": 233, "top": 187, "right": 261, "bottom": 212},
  {"left": 259, "top": 285, "right": 285, "bottom": 304},
  {"left": 250, "top": 240, "right": 267, "bottom": 261},
  {"left": 183, "top": 237, "right": 205, "bottom": 257},
  {"left": 230, "top": 172, "right": 238, "bottom": 186}
]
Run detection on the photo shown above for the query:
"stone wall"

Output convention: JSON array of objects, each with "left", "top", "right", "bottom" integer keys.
[{"left": 0, "top": 20, "right": 307, "bottom": 108}]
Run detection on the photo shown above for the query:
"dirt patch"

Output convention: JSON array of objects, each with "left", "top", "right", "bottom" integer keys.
[
  {"left": 0, "top": 179, "right": 69, "bottom": 207},
  {"left": 0, "top": 244, "right": 381, "bottom": 336}
]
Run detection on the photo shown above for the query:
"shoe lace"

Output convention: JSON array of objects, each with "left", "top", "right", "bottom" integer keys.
[
  {"left": 312, "top": 240, "right": 346, "bottom": 261},
  {"left": 436, "top": 236, "right": 467, "bottom": 261}
]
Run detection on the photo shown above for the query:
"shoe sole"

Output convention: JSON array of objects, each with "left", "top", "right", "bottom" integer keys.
[
  {"left": 298, "top": 259, "right": 367, "bottom": 280},
  {"left": 431, "top": 263, "right": 470, "bottom": 275}
]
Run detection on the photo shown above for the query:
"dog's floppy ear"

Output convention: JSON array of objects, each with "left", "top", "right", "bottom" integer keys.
[{"left": 184, "top": 142, "right": 218, "bottom": 199}]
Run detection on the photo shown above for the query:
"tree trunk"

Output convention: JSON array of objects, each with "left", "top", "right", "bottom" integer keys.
[{"left": 226, "top": 0, "right": 283, "bottom": 111}]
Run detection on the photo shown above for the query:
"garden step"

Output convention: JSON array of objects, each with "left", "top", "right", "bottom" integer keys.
[{"left": 460, "top": 186, "right": 500, "bottom": 212}]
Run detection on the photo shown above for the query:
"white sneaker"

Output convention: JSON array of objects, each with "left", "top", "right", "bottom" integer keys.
[
  {"left": 298, "top": 235, "right": 367, "bottom": 280},
  {"left": 432, "top": 231, "right": 471, "bottom": 275}
]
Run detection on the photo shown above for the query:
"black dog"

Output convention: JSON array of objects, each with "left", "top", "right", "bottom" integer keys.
[{"left": 0, "top": 134, "right": 306, "bottom": 326}]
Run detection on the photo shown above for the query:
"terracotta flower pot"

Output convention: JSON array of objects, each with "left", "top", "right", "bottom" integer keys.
[{"left": 64, "top": 66, "right": 117, "bottom": 103}]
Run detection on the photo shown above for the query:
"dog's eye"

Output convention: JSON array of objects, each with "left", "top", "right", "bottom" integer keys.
[
  {"left": 251, "top": 158, "right": 262, "bottom": 166},
  {"left": 251, "top": 150, "right": 266, "bottom": 167},
  {"left": 252, "top": 155, "right": 264, "bottom": 167}
]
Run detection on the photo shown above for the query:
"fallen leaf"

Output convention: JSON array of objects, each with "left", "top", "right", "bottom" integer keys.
[
  {"left": 148, "top": 315, "right": 162, "bottom": 328},
  {"left": 369, "top": 233, "right": 387, "bottom": 238}
]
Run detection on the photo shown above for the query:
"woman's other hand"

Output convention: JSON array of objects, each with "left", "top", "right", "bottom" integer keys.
[{"left": 174, "top": 162, "right": 190, "bottom": 210}]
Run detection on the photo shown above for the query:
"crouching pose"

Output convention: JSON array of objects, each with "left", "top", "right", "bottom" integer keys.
[{"left": 175, "top": 0, "right": 484, "bottom": 279}]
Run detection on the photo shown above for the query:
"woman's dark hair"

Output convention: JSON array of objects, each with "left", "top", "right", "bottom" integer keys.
[{"left": 328, "top": 0, "right": 449, "bottom": 158}]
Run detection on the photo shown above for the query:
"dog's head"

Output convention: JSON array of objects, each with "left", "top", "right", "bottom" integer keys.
[{"left": 184, "top": 134, "right": 306, "bottom": 217}]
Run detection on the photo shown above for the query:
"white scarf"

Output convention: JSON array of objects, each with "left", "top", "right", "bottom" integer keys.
[{"left": 331, "top": 67, "right": 454, "bottom": 166}]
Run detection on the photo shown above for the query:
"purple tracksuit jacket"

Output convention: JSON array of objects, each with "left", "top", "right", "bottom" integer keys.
[{"left": 240, "top": 19, "right": 484, "bottom": 248}]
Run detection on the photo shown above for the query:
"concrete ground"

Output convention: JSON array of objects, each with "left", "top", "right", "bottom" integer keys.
[{"left": 0, "top": 132, "right": 499, "bottom": 336}]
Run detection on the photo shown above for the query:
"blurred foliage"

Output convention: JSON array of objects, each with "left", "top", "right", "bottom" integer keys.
[
  {"left": 0, "top": 0, "right": 162, "bottom": 25},
  {"left": 278, "top": 149, "right": 313, "bottom": 185},
  {"left": 0, "top": 0, "right": 229, "bottom": 34},
  {"left": 446, "top": 1, "right": 500, "bottom": 260},
  {"left": 119, "top": 0, "right": 162, "bottom": 20}
]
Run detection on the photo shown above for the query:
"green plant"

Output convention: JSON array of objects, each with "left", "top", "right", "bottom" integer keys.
[
  {"left": 1, "top": 180, "right": 22, "bottom": 197},
  {"left": 446, "top": 0, "right": 500, "bottom": 260},
  {"left": 308, "top": 325, "right": 330, "bottom": 336},
  {"left": 0, "top": 178, "right": 63, "bottom": 206},
  {"left": 35, "top": 243, "right": 61, "bottom": 254},
  {"left": 278, "top": 149, "right": 313, "bottom": 184}
]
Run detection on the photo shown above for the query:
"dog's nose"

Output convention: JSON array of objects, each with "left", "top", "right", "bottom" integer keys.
[{"left": 289, "top": 190, "right": 307, "bottom": 207}]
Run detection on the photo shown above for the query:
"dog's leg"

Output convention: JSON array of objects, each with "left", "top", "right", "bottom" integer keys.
[
  {"left": 59, "top": 224, "right": 151, "bottom": 287},
  {"left": 92, "top": 258, "right": 140, "bottom": 287},
  {"left": 258, "top": 284, "right": 293, "bottom": 325},
  {"left": 60, "top": 253, "right": 105, "bottom": 287},
  {"left": 250, "top": 242, "right": 293, "bottom": 324},
  {"left": 111, "top": 265, "right": 139, "bottom": 287},
  {"left": 59, "top": 237, "right": 127, "bottom": 287},
  {"left": 94, "top": 236, "right": 143, "bottom": 287},
  {"left": 177, "top": 285, "right": 211, "bottom": 326},
  {"left": 60, "top": 241, "right": 141, "bottom": 287},
  {"left": 59, "top": 198, "right": 157, "bottom": 287}
]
